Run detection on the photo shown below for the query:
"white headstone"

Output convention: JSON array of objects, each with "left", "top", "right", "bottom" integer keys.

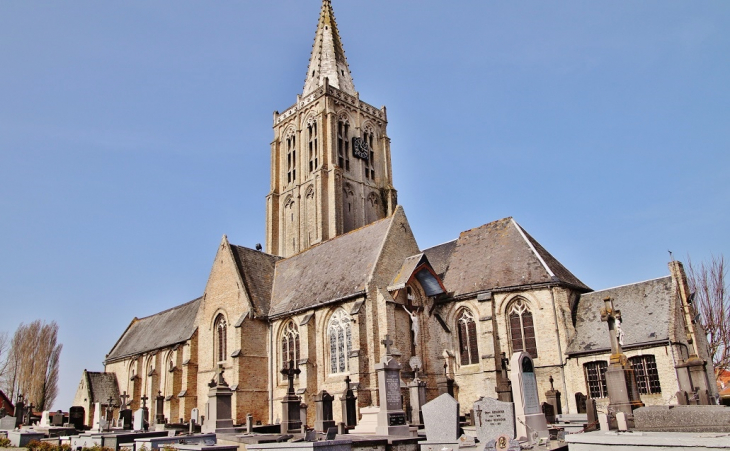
[
  {"left": 422, "top": 394, "right": 460, "bottom": 443},
  {"left": 616, "top": 411, "right": 628, "bottom": 431},
  {"left": 473, "top": 396, "right": 515, "bottom": 441},
  {"left": 133, "top": 409, "right": 145, "bottom": 431},
  {"left": 510, "top": 352, "right": 548, "bottom": 441},
  {"left": 39, "top": 411, "right": 51, "bottom": 427},
  {"left": 598, "top": 413, "right": 609, "bottom": 431},
  {"left": 92, "top": 402, "right": 102, "bottom": 431},
  {"left": 191, "top": 408, "right": 200, "bottom": 424}
]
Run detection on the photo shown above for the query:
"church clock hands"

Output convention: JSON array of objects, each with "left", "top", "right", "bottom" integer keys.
[{"left": 352, "top": 136, "right": 370, "bottom": 159}]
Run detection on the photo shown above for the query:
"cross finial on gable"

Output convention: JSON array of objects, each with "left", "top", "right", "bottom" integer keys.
[{"left": 381, "top": 334, "right": 394, "bottom": 356}]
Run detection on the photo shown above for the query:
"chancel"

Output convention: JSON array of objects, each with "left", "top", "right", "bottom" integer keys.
[{"left": 78, "top": 0, "right": 718, "bottom": 433}]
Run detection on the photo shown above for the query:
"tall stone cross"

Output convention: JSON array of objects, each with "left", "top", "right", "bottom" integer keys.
[
  {"left": 280, "top": 360, "right": 301, "bottom": 395},
  {"left": 140, "top": 394, "right": 148, "bottom": 409},
  {"left": 120, "top": 391, "right": 129, "bottom": 408},
  {"left": 381, "top": 334, "right": 394, "bottom": 356},
  {"left": 600, "top": 297, "right": 624, "bottom": 362}
]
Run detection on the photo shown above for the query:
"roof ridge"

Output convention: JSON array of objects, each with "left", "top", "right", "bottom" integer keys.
[
  {"left": 134, "top": 296, "right": 202, "bottom": 321},
  {"left": 422, "top": 238, "right": 458, "bottom": 252},
  {"left": 511, "top": 218, "right": 555, "bottom": 278},
  {"left": 586, "top": 275, "right": 671, "bottom": 294}
]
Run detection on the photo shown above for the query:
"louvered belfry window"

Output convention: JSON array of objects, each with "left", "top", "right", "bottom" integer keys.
[
  {"left": 457, "top": 309, "right": 479, "bottom": 365},
  {"left": 508, "top": 299, "right": 538, "bottom": 358},
  {"left": 281, "top": 321, "right": 300, "bottom": 372}
]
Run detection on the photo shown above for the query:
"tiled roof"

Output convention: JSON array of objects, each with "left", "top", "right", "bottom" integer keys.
[
  {"left": 566, "top": 276, "right": 674, "bottom": 355},
  {"left": 440, "top": 218, "right": 590, "bottom": 297},
  {"left": 230, "top": 245, "right": 282, "bottom": 318},
  {"left": 86, "top": 371, "right": 120, "bottom": 405},
  {"left": 268, "top": 214, "right": 395, "bottom": 317},
  {"left": 106, "top": 297, "right": 201, "bottom": 362},
  {"left": 422, "top": 240, "right": 457, "bottom": 277}
]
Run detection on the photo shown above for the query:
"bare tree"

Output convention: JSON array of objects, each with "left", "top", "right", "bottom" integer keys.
[
  {"left": 1, "top": 321, "right": 63, "bottom": 410},
  {"left": 0, "top": 331, "right": 9, "bottom": 384},
  {"left": 687, "top": 255, "right": 729, "bottom": 376}
]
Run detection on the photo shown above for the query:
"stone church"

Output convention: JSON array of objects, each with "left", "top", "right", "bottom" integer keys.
[{"left": 80, "top": 0, "right": 717, "bottom": 428}]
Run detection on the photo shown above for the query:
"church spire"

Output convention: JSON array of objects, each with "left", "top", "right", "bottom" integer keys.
[{"left": 302, "top": 0, "right": 356, "bottom": 96}]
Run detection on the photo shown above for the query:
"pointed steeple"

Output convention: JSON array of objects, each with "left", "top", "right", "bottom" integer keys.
[{"left": 303, "top": 0, "right": 356, "bottom": 96}]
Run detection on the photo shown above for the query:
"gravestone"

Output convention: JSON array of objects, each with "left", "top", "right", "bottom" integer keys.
[
  {"left": 51, "top": 410, "right": 64, "bottom": 426},
  {"left": 69, "top": 406, "right": 85, "bottom": 429},
  {"left": 279, "top": 360, "right": 302, "bottom": 433},
  {"left": 14, "top": 399, "right": 25, "bottom": 428},
  {"left": 408, "top": 376, "right": 426, "bottom": 426},
  {"left": 585, "top": 398, "right": 598, "bottom": 432},
  {"left": 314, "top": 390, "right": 335, "bottom": 432},
  {"left": 202, "top": 364, "right": 234, "bottom": 432},
  {"left": 541, "top": 403, "right": 555, "bottom": 424},
  {"left": 496, "top": 353, "right": 514, "bottom": 403},
  {"left": 304, "top": 429, "right": 317, "bottom": 442},
  {"left": 375, "top": 335, "right": 409, "bottom": 436},
  {"left": 155, "top": 391, "right": 165, "bottom": 425},
  {"left": 574, "top": 392, "right": 587, "bottom": 413},
  {"left": 191, "top": 408, "right": 200, "bottom": 425},
  {"left": 340, "top": 375, "right": 357, "bottom": 427},
  {"left": 421, "top": 393, "right": 460, "bottom": 443},
  {"left": 510, "top": 352, "right": 548, "bottom": 441},
  {"left": 544, "top": 375, "right": 562, "bottom": 417},
  {"left": 0, "top": 416, "right": 17, "bottom": 431},
  {"left": 133, "top": 408, "right": 146, "bottom": 431},
  {"left": 600, "top": 297, "right": 644, "bottom": 428},
  {"left": 325, "top": 426, "right": 338, "bottom": 440},
  {"left": 119, "top": 408, "right": 133, "bottom": 430},
  {"left": 40, "top": 410, "right": 51, "bottom": 427},
  {"left": 473, "top": 396, "right": 515, "bottom": 442},
  {"left": 92, "top": 402, "right": 103, "bottom": 431},
  {"left": 676, "top": 390, "right": 689, "bottom": 405}
]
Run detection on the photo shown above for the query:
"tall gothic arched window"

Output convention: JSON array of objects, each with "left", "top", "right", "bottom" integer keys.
[
  {"left": 308, "top": 120, "right": 318, "bottom": 174},
  {"left": 281, "top": 321, "right": 300, "bottom": 371},
  {"left": 508, "top": 298, "right": 538, "bottom": 358},
  {"left": 457, "top": 308, "right": 479, "bottom": 365},
  {"left": 328, "top": 309, "right": 352, "bottom": 374},
  {"left": 215, "top": 314, "right": 227, "bottom": 363},
  {"left": 286, "top": 132, "right": 296, "bottom": 184},
  {"left": 337, "top": 119, "right": 350, "bottom": 171}
]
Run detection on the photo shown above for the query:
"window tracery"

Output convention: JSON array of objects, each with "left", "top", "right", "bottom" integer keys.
[
  {"left": 308, "top": 119, "right": 319, "bottom": 174},
  {"left": 328, "top": 309, "right": 352, "bottom": 374},
  {"left": 337, "top": 117, "right": 350, "bottom": 171},
  {"left": 286, "top": 130, "right": 297, "bottom": 184},
  {"left": 214, "top": 314, "right": 227, "bottom": 363},
  {"left": 457, "top": 308, "right": 479, "bottom": 365},
  {"left": 508, "top": 298, "right": 538, "bottom": 358},
  {"left": 281, "top": 321, "right": 300, "bottom": 372}
]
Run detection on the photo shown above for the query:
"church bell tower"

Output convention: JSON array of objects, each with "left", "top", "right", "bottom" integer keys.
[{"left": 265, "top": 0, "right": 398, "bottom": 258}]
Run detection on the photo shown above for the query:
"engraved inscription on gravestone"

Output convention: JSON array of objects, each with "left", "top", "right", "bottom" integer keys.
[
  {"left": 385, "top": 372, "right": 401, "bottom": 410},
  {"left": 474, "top": 397, "right": 515, "bottom": 441},
  {"left": 522, "top": 372, "right": 541, "bottom": 415}
]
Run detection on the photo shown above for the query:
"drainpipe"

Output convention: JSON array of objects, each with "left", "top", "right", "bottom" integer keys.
[
  {"left": 269, "top": 321, "right": 274, "bottom": 424},
  {"left": 550, "top": 287, "right": 570, "bottom": 413}
]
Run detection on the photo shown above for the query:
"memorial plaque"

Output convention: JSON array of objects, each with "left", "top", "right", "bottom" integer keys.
[
  {"left": 385, "top": 371, "right": 402, "bottom": 410},
  {"left": 522, "top": 373, "right": 541, "bottom": 415},
  {"left": 388, "top": 413, "right": 406, "bottom": 426}
]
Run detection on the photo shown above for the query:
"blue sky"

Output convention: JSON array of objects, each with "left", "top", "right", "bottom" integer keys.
[{"left": 1, "top": 1, "right": 728, "bottom": 411}]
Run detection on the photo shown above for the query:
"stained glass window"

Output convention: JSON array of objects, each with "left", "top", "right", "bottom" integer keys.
[
  {"left": 215, "top": 315, "right": 227, "bottom": 363},
  {"left": 328, "top": 309, "right": 352, "bottom": 374},
  {"left": 281, "top": 321, "right": 300, "bottom": 373}
]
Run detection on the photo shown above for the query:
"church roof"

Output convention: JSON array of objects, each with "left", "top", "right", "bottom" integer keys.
[
  {"left": 302, "top": 0, "right": 356, "bottom": 96},
  {"left": 566, "top": 276, "right": 674, "bottom": 355},
  {"left": 433, "top": 217, "right": 590, "bottom": 297},
  {"left": 84, "top": 371, "right": 120, "bottom": 405},
  {"left": 230, "top": 245, "right": 282, "bottom": 318},
  {"left": 268, "top": 213, "right": 396, "bottom": 318},
  {"left": 105, "top": 297, "right": 201, "bottom": 362}
]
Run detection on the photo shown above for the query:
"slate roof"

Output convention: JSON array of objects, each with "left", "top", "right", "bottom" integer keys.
[
  {"left": 85, "top": 371, "right": 120, "bottom": 404},
  {"left": 230, "top": 245, "right": 282, "bottom": 318},
  {"left": 106, "top": 297, "right": 201, "bottom": 362},
  {"left": 423, "top": 240, "right": 457, "bottom": 277},
  {"left": 436, "top": 217, "right": 589, "bottom": 297},
  {"left": 268, "top": 214, "right": 395, "bottom": 317},
  {"left": 566, "top": 276, "right": 674, "bottom": 355}
]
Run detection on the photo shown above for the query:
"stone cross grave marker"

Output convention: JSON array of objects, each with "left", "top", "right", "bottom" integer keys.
[
  {"left": 340, "top": 375, "right": 357, "bottom": 427},
  {"left": 280, "top": 360, "right": 302, "bottom": 433},
  {"left": 375, "top": 334, "right": 409, "bottom": 436},
  {"left": 510, "top": 352, "right": 548, "bottom": 441},
  {"left": 473, "top": 396, "right": 515, "bottom": 442},
  {"left": 422, "top": 393, "right": 460, "bottom": 444}
]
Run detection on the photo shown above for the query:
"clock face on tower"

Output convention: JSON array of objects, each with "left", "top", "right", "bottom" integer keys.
[{"left": 352, "top": 136, "right": 370, "bottom": 160}]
